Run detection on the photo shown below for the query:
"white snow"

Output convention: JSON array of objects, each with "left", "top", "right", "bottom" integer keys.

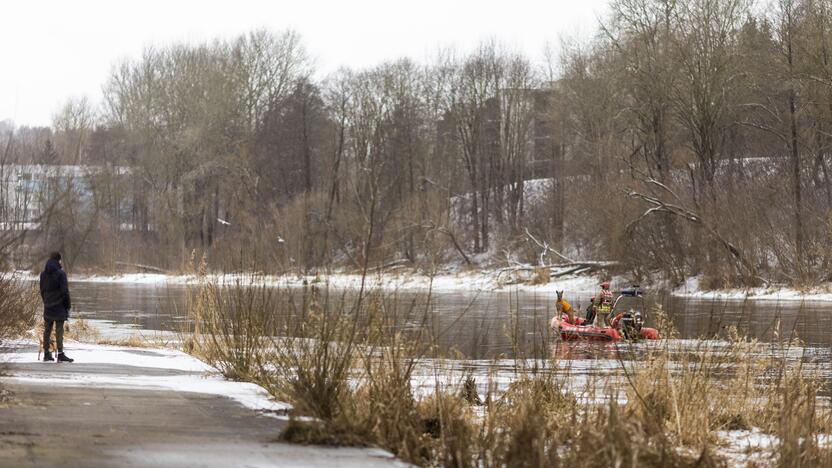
[
  {"left": 714, "top": 429, "right": 777, "bottom": 465},
  {"left": 13, "top": 267, "right": 832, "bottom": 303},
  {"left": 3, "top": 269, "right": 607, "bottom": 296},
  {"left": 674, "top": 277, "right": 832, "bottom": 302},
  {"left": 58, "top": 270, "right": 607, "bottom": 296},
  {"left": 0, "top": 340, "right": 290, "bottom": 415},
  {"left": 73, "top": 272, "right": 190, "bottom": 284},
  {"left": 2, "top": 340, "right": 205, "bottom": 371},
  {"left": 716, "top": 428, "right": 832, "bottom": 466},
  {"left": 284, "top": 271, "right": 604, "bottom": 294}
]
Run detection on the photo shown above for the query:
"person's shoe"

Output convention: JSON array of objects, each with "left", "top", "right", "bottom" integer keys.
[
  {"left": 56, "top": 352, "right": 74, "bottom": 363},
  {"left": 43, "top": 351, "right": 54, "bottom": 362}
]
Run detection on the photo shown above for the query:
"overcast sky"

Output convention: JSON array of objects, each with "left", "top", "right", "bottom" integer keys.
[{"left": 0, "top": 0, "right": 608, "bottom": 127}]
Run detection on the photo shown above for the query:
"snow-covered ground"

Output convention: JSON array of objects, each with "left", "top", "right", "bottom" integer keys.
[
  {"left": 0, "top": 339, "right": 290, "bottom": 416},
  {"left": 674, "top": 276, "right": 832, "bottom": 302},
  {"left": 12, "top": 268, "right": 612, "bottom": 295},
  {"left": 13, "top": 268, "right": 832, "bottom": 302},
  {"left": 0, "top": 338, "right": 407, "bottom": 467},
  {"left": 12, "top": 268, "right": 603, "bottom": 295},
  {"left": 4, "top": 327, "right": 826, "bottom": 466},
  {"left": 716, "top": 429, "right": 832, "bottom": 466},
  {"left": 70, "top": 272, "right": 832, "bottom": 301}
]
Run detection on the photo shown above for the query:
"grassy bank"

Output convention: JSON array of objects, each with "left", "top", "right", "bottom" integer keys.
[
  {"left": 180, "top": 274, "right": 832, "bottom": 467},
  {"left": 0, "top": 274, "right": 38, "bottom": 345},
  {"left": 0, "top": 274, "right": 38, "bottom": 406}
]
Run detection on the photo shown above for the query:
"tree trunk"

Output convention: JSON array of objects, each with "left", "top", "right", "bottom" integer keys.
[{"left": 786, "top": 11, "right": 805, "bottom": 280}]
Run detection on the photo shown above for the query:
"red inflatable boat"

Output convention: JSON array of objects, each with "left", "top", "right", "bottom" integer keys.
[
  {"left": 552, "top": 314, "right": 660, "bottom": 341},
  {"left": 557, "top": 316, "right": 622, "bottom": 341},
  {"left": 550, "top": 286, "right": 661, "bottom": 342}
]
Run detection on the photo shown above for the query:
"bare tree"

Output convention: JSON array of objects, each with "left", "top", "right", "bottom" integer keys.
[{"left": 52, "top": 97, "right": 95, "bottom": 164}]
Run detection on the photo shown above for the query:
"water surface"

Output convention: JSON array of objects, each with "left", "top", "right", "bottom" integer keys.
[{"left": 68, "top": 281, "right": 832, "bottom": 359}]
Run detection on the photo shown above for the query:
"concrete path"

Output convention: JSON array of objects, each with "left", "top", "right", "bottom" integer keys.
[{"left": 0, "top": 343, "right": 404, "bottom": 467}]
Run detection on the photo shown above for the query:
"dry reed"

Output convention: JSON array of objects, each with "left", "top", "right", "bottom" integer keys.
[{"left": 184, "top": 276, "right": 832, "bottom": 467}]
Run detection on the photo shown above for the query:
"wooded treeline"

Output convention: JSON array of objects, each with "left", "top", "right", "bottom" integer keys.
[{"left": 2, "top": 0, "right": 832, "bottom": 287}]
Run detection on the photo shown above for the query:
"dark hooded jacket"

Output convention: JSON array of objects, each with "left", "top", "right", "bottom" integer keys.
[{"left": 40, "top": 259, "right": 71, "bottom": 321}]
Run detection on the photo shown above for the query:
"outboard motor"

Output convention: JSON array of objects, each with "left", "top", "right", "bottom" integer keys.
[{"left": 619, "top": 310, "right": 644, "bottom": 340}]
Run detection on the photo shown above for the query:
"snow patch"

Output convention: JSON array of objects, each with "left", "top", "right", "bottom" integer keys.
[
  {"left": 52, "top": 270, "right": 608, "bottom": 295},
  {"left": 674, "top": 277, "right": 832, "bottom": 302},
  {"left": 0, "top": 340, "right": 289, "bottom": 415}
]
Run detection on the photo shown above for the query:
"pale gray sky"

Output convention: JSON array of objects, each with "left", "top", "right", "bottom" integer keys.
[{"left": 0, "top": 0, "right": 608, "bottom": 126}]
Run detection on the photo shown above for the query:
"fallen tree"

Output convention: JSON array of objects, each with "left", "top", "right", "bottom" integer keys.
[
  {"left": 523, "top": 228, "right": 620, "bottom": 270},
  {"left": 486, "top": 229, "right": 622, "bottom": 285},
  {"left": 624, "top": 169, "right": 761, "bottom": 285}
]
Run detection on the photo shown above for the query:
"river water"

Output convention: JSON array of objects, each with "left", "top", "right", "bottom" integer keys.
[{"left": 69, "top": 281, "right": 832, "bottom": 359}]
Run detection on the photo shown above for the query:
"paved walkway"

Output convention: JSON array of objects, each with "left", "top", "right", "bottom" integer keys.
[{"left": 0, "top": 343, "right": 403, "bottom": 467}]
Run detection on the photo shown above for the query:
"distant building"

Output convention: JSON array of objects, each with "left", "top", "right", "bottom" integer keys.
[
  {"left": 433, "top": 85, "right": 562, "bottom": 195},
  {"left": 0, "top": 164, "right": 137, "bottom": 231},
  {"left": 486, "top": 86, "right": 559, "bottom": 181}
]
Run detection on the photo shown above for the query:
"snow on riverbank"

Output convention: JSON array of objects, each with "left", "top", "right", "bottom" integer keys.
[
  {"left": 0, "top": 340, "right": 290, "bottom": 416},
  {"left": 674, "top": 276, "right": 832, "bottom": 302},
  {"left": 716, "top": 429, "right": 832, "bottom": 466},
  {"left": 13, "top": 268, "right": 832, "bottom": 302},
  {"left": 14, "top": 269, "right": 603, "bottom": 295}
]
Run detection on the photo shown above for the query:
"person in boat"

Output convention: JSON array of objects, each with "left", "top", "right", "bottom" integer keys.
[
  {"left": 585, "top": 296, "right": 596, "bottom": 324},
  {"left": 592, "top": 281, "right": 614, "bottom": 327},
  {"left": 555, "top": 290, "right": 575, "bottom": 324}
]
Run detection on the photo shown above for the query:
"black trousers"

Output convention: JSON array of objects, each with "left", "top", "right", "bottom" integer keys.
[{"left": 44, "top": 319, "right": 65, "bottom": 353}]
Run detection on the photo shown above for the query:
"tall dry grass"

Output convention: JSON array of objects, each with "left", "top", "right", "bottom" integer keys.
[
  {"left": 185, "top": 278, "right": 275, "bottom": 381},
  {"left": 184, "top": 276, "right": 832, "bottom": 467},
  {"left": 0, "top": 274, "right": 38, "bottom": 344},
  {"left": 0, "top": 274, "right": 38, "bottom": 400},
  {"left": 766, "top": 341, "right": 832, "bottom": 467}
]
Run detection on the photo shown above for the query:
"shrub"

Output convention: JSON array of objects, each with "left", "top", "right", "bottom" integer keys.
[{"left": 0, "top": 274, "right": 38, "bottom": 344}]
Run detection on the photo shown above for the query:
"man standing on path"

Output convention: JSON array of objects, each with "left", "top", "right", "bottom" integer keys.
[{"left": 39, "top": 251, "right": 74, "bottom": 363}]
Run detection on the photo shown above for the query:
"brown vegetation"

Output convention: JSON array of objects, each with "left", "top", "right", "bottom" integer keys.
[
  {"left": 186, "top": 276, "right": 832, "bottom": 467},
  {"left": 0, "top": 274, "right": 38, "bottom": 345},
  {"left": 0, "top": 274, "right": 37, "bottom": 401},
  {"left": 2, "top": 0, "right": 832, "bottom": 288}
]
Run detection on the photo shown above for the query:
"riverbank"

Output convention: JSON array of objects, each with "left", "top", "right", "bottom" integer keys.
[
  {"left": 67, "top": 270, "right": 601, "bottom": 294},
  {"left": 672, "top": 276, "right": 832, "bottom": 302},
  {"left": 4, "top": 288, "right": 830, "bottom": 466},
  {"left": 14, "top": 268, "right": 832, "bottom": 302},
  {"left": 0, "top": 340, "right": 402, "bottom": 467},
  {"left": 12, "top": 268, "right": 602, "bottom": 294}
]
